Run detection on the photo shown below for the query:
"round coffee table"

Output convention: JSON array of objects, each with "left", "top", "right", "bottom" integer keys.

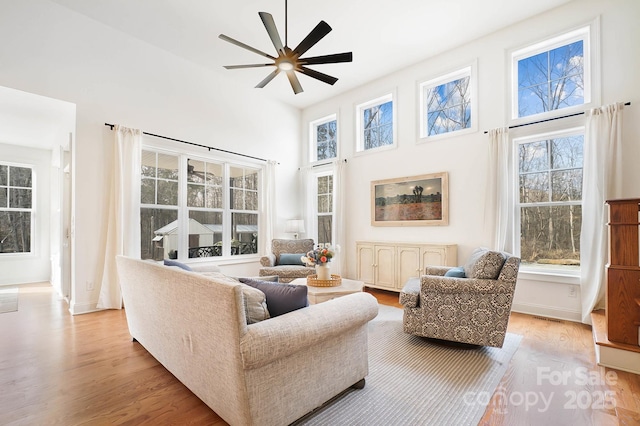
[{"left": 290, "top": 277, "right": 364, "bottom": 304}]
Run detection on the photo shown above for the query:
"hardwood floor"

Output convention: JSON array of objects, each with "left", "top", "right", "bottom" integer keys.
[{"left": 1, "top": 283, "right": 638, "bottom": 425}]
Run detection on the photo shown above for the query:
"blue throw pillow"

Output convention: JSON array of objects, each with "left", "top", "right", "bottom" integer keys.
[
  {"left": 278, "top": 253, "right": 305, "bottom": 266},
  {"left": 163, "top": 259, "right": 193, "bottom": 271},
  {"left": 239, "top": 278, "right": 308, "bottom": 317},
  {"left": 444, "top": 266, "right": 466, "bottom": 278}
]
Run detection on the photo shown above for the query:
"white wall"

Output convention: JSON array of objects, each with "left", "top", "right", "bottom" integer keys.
[
  {"left": 0, "top": 0, "right": 302, "bottom": 313},
  {"left": 301, "top": 0, "right": 640, "bottom": 321},
  {"left": 0, "top": 144, "right": 51, "bottom": 285}
]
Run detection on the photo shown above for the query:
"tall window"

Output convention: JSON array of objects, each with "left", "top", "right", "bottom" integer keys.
[
  {"left": 512, "top": 25, "right": 591, "bottom": 120},
  {"left": 356, "top": 93, "right": 396, "bottom": 152},
  {"left": 419, "top": 64, "right": 476, "bottom": 139},
  {"left": 310, "top": 114, "right": 337, "bottom": 162},
  {"left": 140, "top": 149, "right": 260, "bottom": 261},
  {"left": 516, "top": 131, "right": 583, "bottom": 271},
  {"left": 0, "top": 164, "right": 33, "bottom": 254},
  {"left": 316, "top": 173, "right": 333, "bottom": 246},
  {"left": 509, "top": 24, "right": 597, "bottom": 275}
]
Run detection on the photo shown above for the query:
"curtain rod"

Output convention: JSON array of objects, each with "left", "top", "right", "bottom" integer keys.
[
  {"left": 483, "top": 101, "right": 631, "bottom": 134},
  {"left": 104, "top": 123, "right": 270, "bottom": 162}
]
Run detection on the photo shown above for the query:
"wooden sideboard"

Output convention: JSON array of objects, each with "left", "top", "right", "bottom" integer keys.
[
  {"left": 606, "top": 198, "right": 640, "bottom": 345},
  {"left": 356, "top": 241, "right": 457, "bottom": 292}
]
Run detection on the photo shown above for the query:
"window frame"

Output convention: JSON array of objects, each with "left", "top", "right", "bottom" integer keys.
[
  {"left": 0, "top": 162, "right": 35, "bottom": 256},
  {"left": 511, "top": 124, "right": 585, "bottom": 277},
  {"left": 508, "top": 20, "right": 600, "bottom": 127},
  {"left": 140, "top": 145, "right": 262, "bottom": 263},
  {"left": 309, "top": 113, "right": 338, "bottom": 164},
  {"left": 314, "top": 170, "right": 334, "bottom": 246},
  {"left": 418, "top": 61, "right": 478, "bottom": 142},
  {"left": 355, "top": 91, "right": 397, "bottom": 155}
]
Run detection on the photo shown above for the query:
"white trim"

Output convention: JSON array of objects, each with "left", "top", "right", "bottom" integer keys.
[
  {"left": 595, "top": 345, "right": 640, "bottom": 375},
  {"left": 511, "top": 302, "right": 582, "bottom": 322}
]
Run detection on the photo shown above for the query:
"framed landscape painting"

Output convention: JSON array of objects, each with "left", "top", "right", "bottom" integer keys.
[{"left": 371, "top": 172, "right": 449, "bottom": 226}]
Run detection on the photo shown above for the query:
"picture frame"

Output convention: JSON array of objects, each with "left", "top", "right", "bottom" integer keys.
[{"left": 371, "top": 172, "right": 449, "bottom": 226}]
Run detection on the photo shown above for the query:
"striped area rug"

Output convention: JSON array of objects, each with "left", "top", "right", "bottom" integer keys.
[{"left": 296, "top": 305, "right": 521, "bottom": 425}]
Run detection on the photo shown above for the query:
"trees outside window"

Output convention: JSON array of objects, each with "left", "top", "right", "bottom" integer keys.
[
  {"left": 516, "top": 131, "right": 583, "bottom": 271},
  {"left": 310, "top": 115, "right": 337, "bottom": 162},
  {"left": 140, "top": 149, "right": 260, "bottom": 261},
  {"left": 356, "top": 93, "right": 396, "bottom": 152},
  {"left": 316, "top": 174, "right": 333, "bottom": 246},
  {"left": 0, "top": 164, "right": 33, "bottom": 254},
  {"left": 419, "top": 65, "right": 475, "bottom": 139},
  {"left": 512, "top": 25, "right": 591, "bottom": 120}
]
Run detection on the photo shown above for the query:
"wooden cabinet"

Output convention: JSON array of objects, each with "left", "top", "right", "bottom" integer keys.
[
  {"left": 356, "top": 241, "right": 457, "bottom": 292},
  {"left": 606, "top": 198, "right": 640, "bottom": 345}
]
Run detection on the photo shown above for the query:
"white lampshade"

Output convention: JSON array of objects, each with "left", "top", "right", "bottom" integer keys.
[{"left": 285, "top": 220, "right": 306, "bottom": 238}]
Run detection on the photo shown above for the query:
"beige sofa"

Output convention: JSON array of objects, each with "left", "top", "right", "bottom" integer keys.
[{"left": 116, "top": 256, "right": 378, "bottom": 426}]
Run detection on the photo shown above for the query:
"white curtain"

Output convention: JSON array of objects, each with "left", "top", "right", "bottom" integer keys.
[
  {"left": 260, "top": 160, "right": 277, "bottom": 255},
  {"left": 97, "top": 125, "right": 142, "bottom": 309},
  {"left": 580, "top": 102, "right": 624, "bottom": 324},
  {"left": 331, "top": 159, "right": 346, "bottom": 275},
  {"left": 486, "top": 127, "right": 512, "bottom": 251}
]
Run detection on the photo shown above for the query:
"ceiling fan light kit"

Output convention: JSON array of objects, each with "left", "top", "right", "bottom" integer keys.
[{"left": 219, "top": 0, "right": 353, "bottom": 94}]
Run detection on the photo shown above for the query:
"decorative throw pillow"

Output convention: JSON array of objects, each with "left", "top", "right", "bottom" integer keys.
[
  {"left": 240, "top": 284, "right": 270, "bottom": 324},
  {"left": 464, "top": 248, "right": 507, "bottom": 279},
  {"left": 231, "top": 275, "right": 279, "bottom": 283},
  {"left": 239, "top": 278, "right": 308, "bottom": 317},
  {"left": 278, "top": 253, "right": 305, "bottom": 266},
  {"left": 163, "top": 259, "right": 193, "bottom": 271},
  {"left": 444, "top": 266, "right": 466, "bottom": 278}
]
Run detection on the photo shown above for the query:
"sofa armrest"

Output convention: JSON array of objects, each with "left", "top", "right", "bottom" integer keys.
[
  {"left": 260, "top": 254, "right": 276, "bottom": 267},
  {"left": 399, "top": 277, "right": 421, "bottom": 308},
  {"left": 240, "top": 292, "right": 378, "bottom": 370},
  {"left": 421, "top": 276, "right": 515, "bottom": 294},
  {"left": 424, "top": 266, "right": 451, "bottom": 276}
]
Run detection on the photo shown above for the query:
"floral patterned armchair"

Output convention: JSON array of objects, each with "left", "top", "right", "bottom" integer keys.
[
  {"left": 259, "top": 239, "right": 316, "bottom": 283},
  {"left": 399, "top": 248, "right": 520, "bottom": 348}
]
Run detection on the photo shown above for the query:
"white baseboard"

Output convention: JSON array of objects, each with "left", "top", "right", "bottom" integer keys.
[
  {"left": 595, "top": 344, "right": 640, "bottom": 375},
  {"left": 512, "top": 302, "right": 582, "bottom": 322},
  {"left": 69, "top": 300, "right": 102, "bottom": 315}
]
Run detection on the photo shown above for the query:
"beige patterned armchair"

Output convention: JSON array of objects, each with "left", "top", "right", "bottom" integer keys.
[
  {"left": 399, "top": 248, "right": 520, "bottom": 348},
  {"left": 259, "top": 239, "right": 316, "bottom": 283}
]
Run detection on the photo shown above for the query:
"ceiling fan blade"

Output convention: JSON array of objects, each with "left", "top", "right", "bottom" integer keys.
[
  {"left": 286, "top": 70, "right": 303, "bottom": 94},
  {"left": 224, "top": 63, "right": 274, "bottom": 69},
  {"left": 299, "top": 66, "right": 338, "bottom": 85},
  {"left": 293, "top": 20, "right": 332, "bottom": 57},
  {"left": 299, "top": 52, "right": 353, "bottom": 66},
  {"left": 258, "top": 12, "right": 284, "bottom": 53},
  {"left": 255, "top": 69, "right": 280, "bottom": 88},
  {"left": 219, "top": 34, "right": 276, "bottom": 60}
]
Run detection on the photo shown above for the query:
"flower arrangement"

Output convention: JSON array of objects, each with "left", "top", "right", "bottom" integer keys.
[{"left": 302, "top": 245, "right": 335, "bottom": 266}]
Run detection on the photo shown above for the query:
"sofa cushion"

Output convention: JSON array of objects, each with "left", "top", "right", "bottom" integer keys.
[
  {"left": 278, "top": 253, "right": 305, "bottom": 266},
  {"left": 444, "top": 266, "right": 466, "bottom": 278},
  {"left": 464, "top": 248, "right": 507, "bottom": 279},
  {"left": 163, "top": 259, "right": 193, "bottom": 271},
  {"left": 239, "top": 278, "right": 308, "bottom": 317},
  {"left": 240, "top": 284, "right": 270, "bottom": 324}
]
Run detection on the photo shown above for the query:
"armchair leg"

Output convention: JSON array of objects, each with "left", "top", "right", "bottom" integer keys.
[{"left": 351, "top": 378, "right": 365, "bottom": 389}]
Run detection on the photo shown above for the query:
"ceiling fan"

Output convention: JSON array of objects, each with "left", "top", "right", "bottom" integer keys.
[{"left": 218, "top": 0, "right": 353, "bottom": 94}]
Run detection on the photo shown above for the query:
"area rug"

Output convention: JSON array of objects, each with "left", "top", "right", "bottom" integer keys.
[
  {"left": 295, "top": 305, "right": 521, "bottom": 426},
  {"left": 0, "top": 287, "right": 18, "bottom": 313}
]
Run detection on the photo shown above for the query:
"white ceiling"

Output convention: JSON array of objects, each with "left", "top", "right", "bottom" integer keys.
[{"left": 51, "top": 0, "right": 571, "bottom": 109}]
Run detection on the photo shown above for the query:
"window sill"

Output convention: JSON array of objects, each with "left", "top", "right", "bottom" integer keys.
[{"left": 518, "top": 269, "right": 580, "bottom": 285}]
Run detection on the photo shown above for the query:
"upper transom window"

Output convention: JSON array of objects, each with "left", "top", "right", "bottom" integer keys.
[
  {"left": 310, "top": 114, "right": 337, "bottom": 162},
  {"left": 356, "top": 93, "right": 396, "bottom": 152},
  {"left": 511, "top": 25, "right": 592, "bottom": 121}
]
